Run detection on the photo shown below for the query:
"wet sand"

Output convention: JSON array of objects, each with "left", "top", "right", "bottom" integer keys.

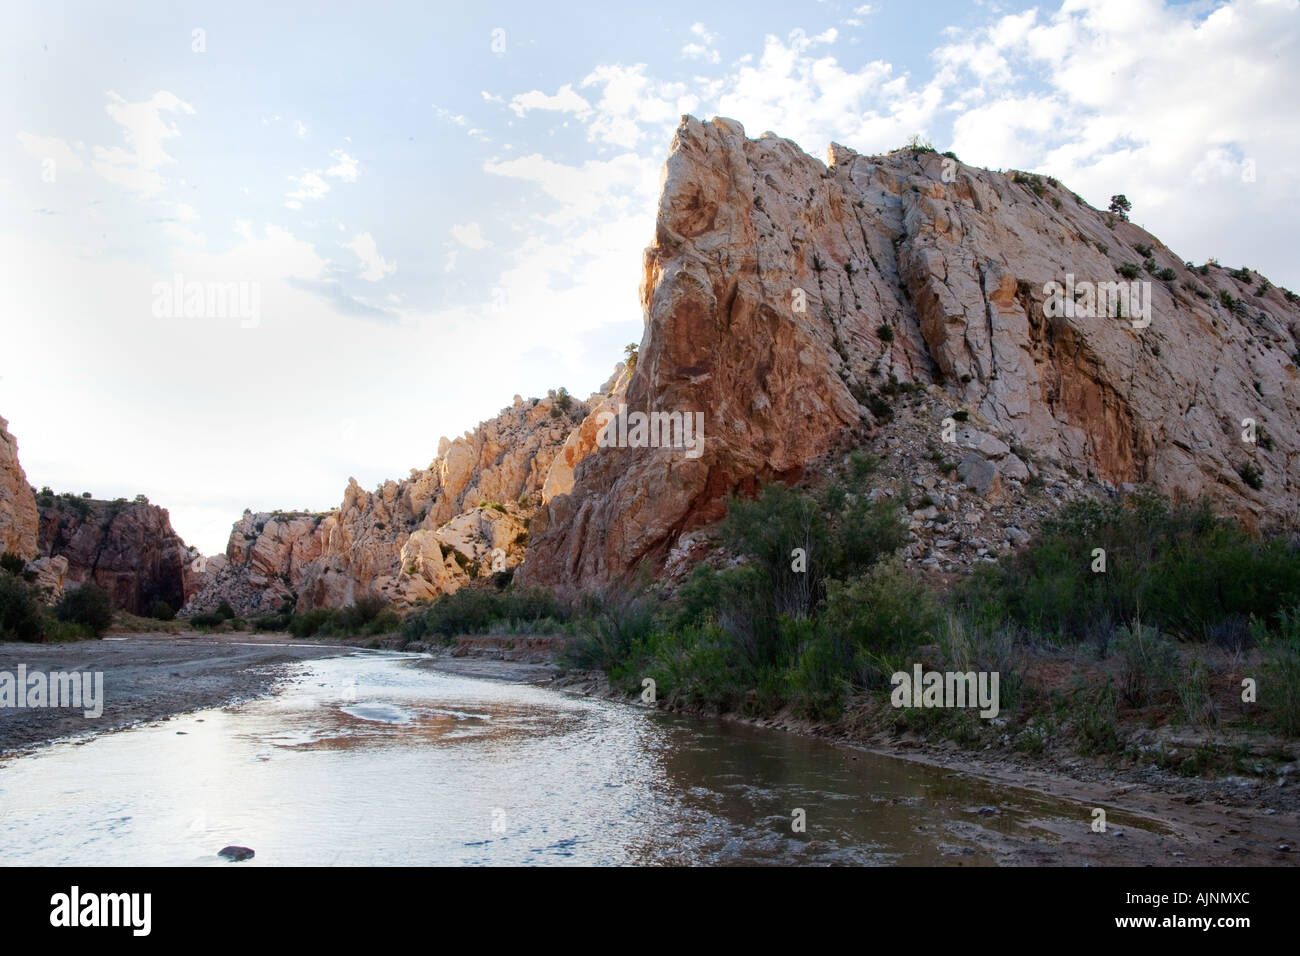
[{"left": 0, "top": 633, "right": 349, "bottom": 755}]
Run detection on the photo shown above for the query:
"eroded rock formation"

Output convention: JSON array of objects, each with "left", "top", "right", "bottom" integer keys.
[
  {"left": 186, "top": 391, "right": 593, "bottom": 615},
  {"left": 35, "top": 494, "right": 199, "bottom": 614},
  {"left": 0, "top": 416, "right": 39, "bottom": 560},
  {"left": 519, "top": 116, "right": 1300, "bottom": 590}
]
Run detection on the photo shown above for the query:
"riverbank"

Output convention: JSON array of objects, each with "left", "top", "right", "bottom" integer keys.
[
  {"left": 409, "top": 634, "right": 1299, "bottom": 866},
  {"left": 0, "top": 633, "right": 350, "bottom": 755},
  {"left": 4, "top": 632, "right": 1296, "bottom": 866}
]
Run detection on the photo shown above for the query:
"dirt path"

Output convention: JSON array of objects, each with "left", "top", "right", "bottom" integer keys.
[{"left": 0, "top": 633, "right": 350, "bottom": 755}]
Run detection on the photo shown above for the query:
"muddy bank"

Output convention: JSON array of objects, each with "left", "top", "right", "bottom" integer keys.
[
  {"left": 0, "top": 633, "right": 349, "bottom": 755},
  {"left": 411, "top": 638, "right": 1299, "bottom": 866},
  {"left": 549, "top": 669, "right": 1299, "bottom": 866}
]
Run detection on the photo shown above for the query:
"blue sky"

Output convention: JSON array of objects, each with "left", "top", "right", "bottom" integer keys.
[{"left": 2, "top": 0, "right": 1297, "bottom": 553}]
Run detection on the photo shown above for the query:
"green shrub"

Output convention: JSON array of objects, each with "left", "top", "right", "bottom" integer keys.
[
  {"left": 1113, "top": 622, "right": 1179, "bottom": 707},
  {"left": 149, "top": 599, "right": 175, "bottom": 621},
  {"left": 784, "top": 618, "right": 849, "bottom": 720},
  {"left": 866, "top": 393, "right": 893, "bottom": 421},
  {"left": 718, "top": 453, "right": 906, "bottom": 623},
  {"left": 288, "top": 607, "right": 332, "bottom": 638},
  {"left": 189, "top": 612, "right": 225, "bottom": 629},
  {"left": 1117, "top": 262, "right": 1142, "bottom": 279},
  {"left": 1259, "top": 607, "right": 1300, "bottom": 736},
  {"left": 215, "top": 600, "right": 236, "bottom": 621},
  {"left": 0, "top": 573, "right": 44, "bottom": 641},
  {"left": 1238, "top": 462, "right": 1264, "bottom": 490},
  {"left": 1075, "top": 678, "right": 1124, "bottom": 755},
  {"left": 955, "top": 490, "right": 1300, "bottom": 642},
  {"left": 824, "top": 560, "right": 942, "bottom": 688},
  {"left": 0, "top": 552, "right": 26, "bottom": 577},
  {"left": 56, "top": 583, "right": 113, "bottom": 636},
  {"left": 1177, "top": 655, "right": 1219, "bottom": 728},
  {"left": 401, "top": 585, "right": 564, "bottom": 640},
  {"left": 876, "top": 323, "right": 894, "bottom": 343},
  {"left": 562, "top": 596, "right": 660, "bottom": 673}
]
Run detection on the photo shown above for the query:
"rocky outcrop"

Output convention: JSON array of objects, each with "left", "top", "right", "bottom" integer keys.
[
  {"left": 35, "top": 494, "right": 199, "bottom": 614},
  {"left": 0, "top": 416, "right": 39, "bottom": 560},
  {"left": 26, "top": 554, "right": 69, "bottom": 604},
  {"left": 186, "top": 391, "right": 590, "bottom": 616},
  {"left": 520, "top": 116, "right": 1300, "bottom": 591}
]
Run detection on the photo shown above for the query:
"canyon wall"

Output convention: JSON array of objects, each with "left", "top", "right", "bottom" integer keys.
[
  {"left": 35, "top": 494, "right": 199, "bottom": 614},
  {"left": 0, "top": 416, "right": 39, "bottom": 560},
  {"left": 185, "top": 388, "right": 601, "bottom": 615},
  {"left": 519, "top": 116, "right": 1300, "bottom": 591}
]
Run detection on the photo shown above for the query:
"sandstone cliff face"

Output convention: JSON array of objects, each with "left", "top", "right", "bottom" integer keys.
[
  {"left": 520, "top": 116, "right": 1300, "bottom": 590},
  {"left": 186, "top": 391, "right": 590, "bottom": 615},
  {"left": 36, "top": 495, "right": 199, "bottom": 614},
  {"left": 0, "top": 416, "right": 39, "bottom": 560}
]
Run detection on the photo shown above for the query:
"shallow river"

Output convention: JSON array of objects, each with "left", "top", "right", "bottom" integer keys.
[{"left": 0, "top": 652, "right": 1098, "bottom": 865}]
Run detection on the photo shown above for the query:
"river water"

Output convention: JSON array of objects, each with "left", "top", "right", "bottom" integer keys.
[{"left": 0, "top": 651, "right": 1100, "bottom": 865}]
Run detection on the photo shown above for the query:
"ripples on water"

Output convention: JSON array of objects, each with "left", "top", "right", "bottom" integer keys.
[{"left": 0, "top": 653, "right": 1098, "bottom": 866}]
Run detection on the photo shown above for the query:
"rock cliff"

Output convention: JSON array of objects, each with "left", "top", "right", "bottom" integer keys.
[
  {"left": 35, "top": 493, "right": 199, "bottom": 614},
  {"left": 185, "top": 390, "right": 592, "bottom": 615},
  {"left": 0, "top": 416, "right": 39, "bottom": 560},
  {"left": 519, "top": 116, "right": 1300, "bottom": 590}
]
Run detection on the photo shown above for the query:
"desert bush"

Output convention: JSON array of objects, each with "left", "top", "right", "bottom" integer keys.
[
  {"left": 401, "top": 585, "right": 564, "bottom": 640},
  {"left": 288, "top": 607, "right": 332, "bottom": 638},
  {"left": 0, "top": 573, "right": 44, "bottom": 641},
  {"left": 824, "top": 560, "right": 941, "bottom": 675},
  {"left": 1113, "top": 622, "right": 1179, "bottom": 707},
  {"left": 1259, "top": 606, "right": 1300, "bottom": 735},
  {"left": 956, "top": 490, "right": 1300, "bottom": 642},
  {"left": 718, "top": 452, "right": 905, "bottom": 622},
  {"left": 56, "top": 583, "right": 113, "bottom": 636},
  {"left": 1177, "top": 655, "right": 1219, "bottom": 728},
  {"left": 0, "top": 552, "right": 26, "bottom": 577},
  {"left": 562, "top": 595, "right": 660, "bottom": 673},
  {"left": 1074, "top": 678, "right": 1124, "bottom": 755},
  {"left": 149, "top": 599, "right": 176, "bottom": 621}
]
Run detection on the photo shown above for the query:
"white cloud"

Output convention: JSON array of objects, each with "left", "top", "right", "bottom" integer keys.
[
  {"left": 451, "top": 222, "right": 489, "bottom": 249},
  {"left": 326, "top": 149, "right": 359, "bottom": 182},
  {"left": 934, "top": 0, "right": 1300, "bottom": 279},
  {"left": 89, "top": 91, "right": 194, "bottom": 195},
  {"left": 285, "top": 170, "right": 330, "bottom": 207},
  {"left": 16, "top": 133, "right": 85, "bottom": 173},
  {"left": 508, "top": 84, "right": 591, "bottom": 117},
  {"left": 484, "top": 151, "right": 654, "bottom": 225},
  {"left": 579, "top": 64, "right": 689, "bottom": 149},
  {"left": 683, "top": 22, "right": 721, "bottom": 63},
  {"left": 295, "top": 120, "right": 308, "bottom": 138},
  {"left": 344, "top": 232, "right": 396, "bottom": 281}
]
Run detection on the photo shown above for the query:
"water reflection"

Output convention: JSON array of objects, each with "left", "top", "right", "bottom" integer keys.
[{"left": 0, "top": 652, "right": 1142, "bottom": 866}]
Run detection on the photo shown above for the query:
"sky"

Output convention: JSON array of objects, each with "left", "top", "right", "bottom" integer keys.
[{"left": 1, "top": 0, "right": 1297, "bottom": 554}]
